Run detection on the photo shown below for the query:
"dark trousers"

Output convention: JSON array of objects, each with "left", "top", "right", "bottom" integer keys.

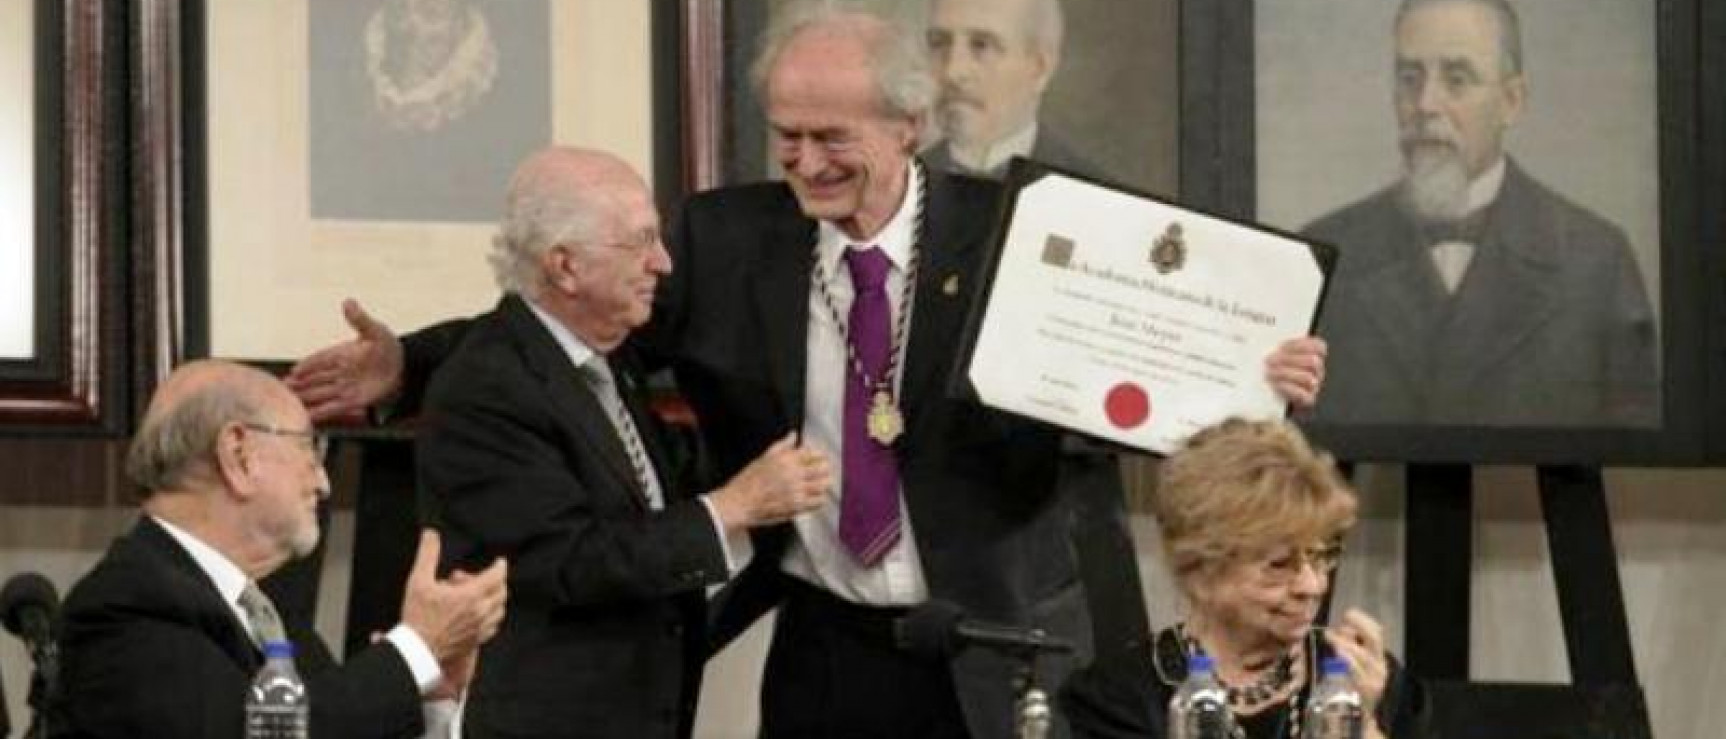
[{"left": 760, "top": 579, "right": 970, "bottom": 739}]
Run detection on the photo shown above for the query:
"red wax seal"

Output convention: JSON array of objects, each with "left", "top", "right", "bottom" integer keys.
[{"left": 1104, "top": 383, "right": 1151, "bottom": 429}]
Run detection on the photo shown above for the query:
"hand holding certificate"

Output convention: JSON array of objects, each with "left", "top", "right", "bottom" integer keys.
[{"left": 954, "top": 161, "right": 1334, "bottom": 454}]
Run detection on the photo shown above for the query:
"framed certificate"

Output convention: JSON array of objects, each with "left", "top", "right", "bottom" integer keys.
[{"left": 954, "top": 160, "right": 1334, "bottom": 453}]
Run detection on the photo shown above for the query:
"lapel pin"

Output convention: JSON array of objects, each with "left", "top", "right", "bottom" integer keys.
[{"left": 942, "top": 274, "right": 961, "bottom": 296}]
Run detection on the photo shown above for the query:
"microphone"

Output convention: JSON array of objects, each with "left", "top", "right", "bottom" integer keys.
[
  {"left": 1, "top": 572, "right": 60, "bottom": 666},
  {"left": 895, "top": 599, "right": 1074, "bottom": 658},
  {"left": 3, "top": 573, "right": 60, "bottom": 739}
]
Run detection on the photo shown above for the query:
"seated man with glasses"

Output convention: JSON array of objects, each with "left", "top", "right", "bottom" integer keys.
[
  {"left": 241, "top": 421, "right": 331, "bottom": 460},
  {"left": 52, "top": 359, "right": 509, "bottom": 738},
  {"left": 1061, "top": 418, "right": 1430, "bottom": 739}
]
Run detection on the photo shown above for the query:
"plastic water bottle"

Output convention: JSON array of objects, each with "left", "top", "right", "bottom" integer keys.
[
  {"left": 246, "top": 640, "right": 309, "bottom": 739},
  {"left": 1302, "top": 656, "right": 1364, "bottom": 739},
  {"left": 1169, "top": 652, "right": 1235, "bottom": 739}
]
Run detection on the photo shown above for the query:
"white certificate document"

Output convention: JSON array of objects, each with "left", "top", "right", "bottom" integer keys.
[{"left": 963, "top": 168, "right": 1330, "bottom": 454}]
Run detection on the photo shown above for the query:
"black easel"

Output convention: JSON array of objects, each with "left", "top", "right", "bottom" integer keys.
[{"left": 1405, "top": 463, "right": 1652, "bottom": 738}]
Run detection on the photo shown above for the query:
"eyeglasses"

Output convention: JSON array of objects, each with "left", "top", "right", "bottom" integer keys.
[
  {"left": 770, "top": 127, "right": 860, "bottom": 157},
  {"left": 563, "top": 229, "right": 663, "bottom": 258},
  {"left": 242, "top": 422, "right": 330, "bottom": 460},
  {"left": 1246, "top": 541, "right": 1345, "bottom": 585}
]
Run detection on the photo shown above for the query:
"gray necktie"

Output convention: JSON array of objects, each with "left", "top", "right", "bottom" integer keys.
[
  {"left": 582, "top": 359, "right": 664, "bottom": 510},
  {"left": 238, "top": 582, "right": 287, "bottom": 648}
]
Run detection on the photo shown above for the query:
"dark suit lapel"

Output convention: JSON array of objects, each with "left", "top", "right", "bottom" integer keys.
[
  {"left": 1434, "top": 163, "right": 1562, "bottom": 387},
  {"left": 748, "top": 201, "right": 818, "bottom": 431},
  {"left": 498, "top": 295, "right": 648, "bottom": 511},
  {"left": 900, "top": 170, "right": 975, "bottom": 443},
  {"left": 129, "top": 517, "right": 262, "bottom": 669},
  {"left": 1349, "top": 212, "right": 1450, "bottom": 390}
]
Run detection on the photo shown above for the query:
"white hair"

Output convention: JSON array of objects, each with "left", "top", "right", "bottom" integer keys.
[
  {"left": 487, "top": 177, "right": 605, "bottom": 298},
  {"left": 750, "top": 0, "right": 937, "bottom": 124}
]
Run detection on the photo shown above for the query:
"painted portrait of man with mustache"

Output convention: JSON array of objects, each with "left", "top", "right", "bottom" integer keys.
[{"left": 1290, "top": 0, "right": 1660, "bottom": 429}]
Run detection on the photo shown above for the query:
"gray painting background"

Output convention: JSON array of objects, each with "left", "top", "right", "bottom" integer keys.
[
  {"left": 309, "top": 0, "right": 551, "bottom": 223},
  {"left": 1255, "top": 0, "right": 1662, "bottom": 311}
]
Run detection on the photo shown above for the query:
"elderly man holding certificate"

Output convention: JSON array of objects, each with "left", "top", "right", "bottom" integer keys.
[{"left": 958, "top": 162, "right": 1333, "bottom": 454}]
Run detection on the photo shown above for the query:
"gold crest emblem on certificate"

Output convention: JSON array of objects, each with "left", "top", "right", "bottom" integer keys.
[{"left": 1150, "top": 223, "right": 1187, "bottom": 274}]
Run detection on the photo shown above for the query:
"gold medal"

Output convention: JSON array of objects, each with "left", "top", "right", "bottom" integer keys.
[{"left": 867, "top": 389, "right": 904, "bottom": 446}]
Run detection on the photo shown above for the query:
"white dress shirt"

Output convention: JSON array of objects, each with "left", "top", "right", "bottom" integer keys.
[
  {"left": 782, "top": 163, "right": 930, "bottom": 606},
  {"left": 150, "top": 516, "right": 456, "bottom": 735},
  {"left": 945, "top": 120, "right": 1038, "bottom": 175}
]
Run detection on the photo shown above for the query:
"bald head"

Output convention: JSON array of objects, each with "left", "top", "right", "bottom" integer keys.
[
  {"left": 127, "top": 360, "right": 300, "bottom": 496},
  {"left": 489, "top": 146, "right": 653, "bottom": 298},
  {"left": 507, "top": 147, "right": 643, "bottom": 207},
  {"left": 130, "top": 360, "right": 331, "bottom": 576}
]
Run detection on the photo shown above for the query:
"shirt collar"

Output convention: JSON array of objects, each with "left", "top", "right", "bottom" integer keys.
[
  {"left": 816, "top": 161, "right": 922, "bottom": 281},
  {"left": 947, "top": 120, "right": 1039, "bottom": 175},
  {"left": 524, "top": 297, "right": 602, "bottom": 372},
  {"left": 152, "top": 515, "right": 250, "bottom": 610},
  {"left": 1466, "top": 156, "right": 1507, "bottom": 215}
]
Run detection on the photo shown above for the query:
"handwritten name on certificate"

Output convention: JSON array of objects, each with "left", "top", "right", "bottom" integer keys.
[{"left": 965, "top": 171, "right": 1329, "bottom": 454}]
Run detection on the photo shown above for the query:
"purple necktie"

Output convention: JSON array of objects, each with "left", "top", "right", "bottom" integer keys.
[{"left": 839, "top": 246, "right": 901, "bottom": 566}]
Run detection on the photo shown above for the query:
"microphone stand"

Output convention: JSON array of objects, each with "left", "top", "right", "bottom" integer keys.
[
  {"left": 892, "top": 601, "right": 1071, "bottom": 738},
  {"left": 24, "top": 672, "right": 48, "bottom": 739},
  {"left": 1010, "top": 638, "right": 1052, "bottom": 739},
  {"left": 24, "top": 650, "right": 54, "bottom": 739},
  {"left": 21, "top": 627, "right": 56, "bottom": 739},
  {"left": 0, "top": 664, "right": 10, "bottom": 739}
]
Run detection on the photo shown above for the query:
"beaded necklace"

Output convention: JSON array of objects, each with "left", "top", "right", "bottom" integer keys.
[
  {"left": 807, "top": 160, "right": 928, "bottom": 447},
  {"left": 1152, "top": 626, "right": 1317, "bottom": 739}
]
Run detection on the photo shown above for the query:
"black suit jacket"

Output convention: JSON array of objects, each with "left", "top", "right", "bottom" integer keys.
[
  {"left": 51, "top": 517, "right": 424, "bottom": 739},
  {"left": 639, "top": 168, "right": 1091, "bottom": 738},
  {"left": 416, "top": 295, "right": 726, "bottom": 739},
  {"left": 1303, "top": 160, "right": 1659, "bottom": 427}
]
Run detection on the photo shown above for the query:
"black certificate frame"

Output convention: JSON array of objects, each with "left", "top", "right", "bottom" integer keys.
[
  {"left": 949, "top": 158, "right": 1338, "bottom": 451},
  {"left": 1184, "top": 0, "right": 1722, "bottom": 465}
]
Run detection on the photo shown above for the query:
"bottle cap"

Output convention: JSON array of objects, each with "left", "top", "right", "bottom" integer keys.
[
  {"left": 1188, "top": 652, "right": 1215, "bottom": 673},
  {"left": 1321, "top": 656, "right": 1350, "bottom": 676},
  {"left": 262, "top": 639, "right": 295, "bottom": 659}
]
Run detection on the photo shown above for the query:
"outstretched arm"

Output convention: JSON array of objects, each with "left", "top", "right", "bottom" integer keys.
[
  {"left": 285, "top": 299, "right": 475, "bottom": 423},
  {"left": 285, "top": 299, "right": 405, "bottom": 422}
]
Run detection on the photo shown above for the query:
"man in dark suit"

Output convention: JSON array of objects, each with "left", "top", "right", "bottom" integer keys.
[
  {"left": 413, "top": 147, "right": 832, "bottom": 739},
  {"left": 1304, "top": 0, "right": 1659, "bottom": 427},
  {"left": 922, "top": 0, "right": 1104, "bottom": 180},
  {"left": 922, "top": 0, "right": 1143, "bottom": 658},
  {"left": 286, "top": 6, "right": 1326, "bottom": 736},
  {"left": 52, "top": 360, "right": 507, "bottom": 738}
]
